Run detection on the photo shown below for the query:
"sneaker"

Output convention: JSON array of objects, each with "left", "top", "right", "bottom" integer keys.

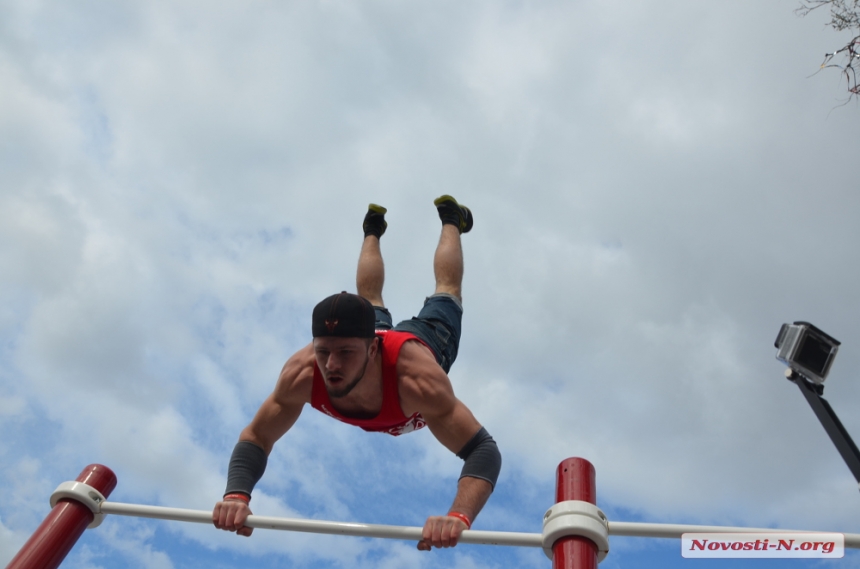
[
  {"left": 363, "top": 204, "right": 388, "bottom": 238},
  {"left": 433, "top": 195, "right": 473, "bottom": 234}
]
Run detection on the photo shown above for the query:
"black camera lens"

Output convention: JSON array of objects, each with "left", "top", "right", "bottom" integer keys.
[{"left": 795, "top": 334, "right": 832, "bottom": 376}]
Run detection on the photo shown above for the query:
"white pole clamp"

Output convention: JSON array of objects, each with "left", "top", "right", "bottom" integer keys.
[
  {"left": 50, "top": 481, "right": 108, "bottom": 528},
  {"left": 542, "top": 500, "right": 610, "bottom": 563}
]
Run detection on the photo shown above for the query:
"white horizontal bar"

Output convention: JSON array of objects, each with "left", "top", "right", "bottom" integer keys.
[
  {"left": 97, "top": 502, "right": 860, "bottom": 550},
  {"left": 609, "top": 522, "right": 860, "bottom": 548},
  {"left": 98, "top": 502, "right": 543, "bottom": 548}
]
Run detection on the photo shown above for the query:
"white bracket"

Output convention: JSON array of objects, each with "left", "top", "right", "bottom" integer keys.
[
  {"left": 542, "top": 500, "right": 610, "bottom": 563},
  {"left": 50, "top": 481, "right": 107, "bottom": 529}
]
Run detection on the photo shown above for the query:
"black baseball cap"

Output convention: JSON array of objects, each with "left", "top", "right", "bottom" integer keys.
[{"left": 312, "top": 292, "right": 376, "bottom": 338}]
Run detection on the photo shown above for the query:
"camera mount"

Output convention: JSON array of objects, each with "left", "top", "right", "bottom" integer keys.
[{"left": 776, "top": 322, "right": 860, "bottom": 490}]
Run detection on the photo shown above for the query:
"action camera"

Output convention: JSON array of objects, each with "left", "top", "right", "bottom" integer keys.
[{"left": 775, "top": 321, "right": 840, "bottom": 385}]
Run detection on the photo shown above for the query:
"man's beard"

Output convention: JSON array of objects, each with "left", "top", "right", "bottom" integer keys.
[{"left": 326, "top": 353, "right": 370, "bottom": 399}]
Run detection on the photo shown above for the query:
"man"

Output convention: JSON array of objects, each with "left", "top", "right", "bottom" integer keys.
[{"left": 212, "top": 196, "right": 501, "bottom": 550}]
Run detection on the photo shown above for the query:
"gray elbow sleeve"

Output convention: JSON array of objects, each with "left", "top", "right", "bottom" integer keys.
[
  {"left": 456, "top": 427, "right": 502, "bottom": 489},
  {"left": 224, "top": 441, "right": 268, "bottom": 498}
]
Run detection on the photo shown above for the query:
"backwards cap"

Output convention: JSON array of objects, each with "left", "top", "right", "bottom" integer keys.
[{"left": 312, "top": 292, "right": 376, "bottom": 338}]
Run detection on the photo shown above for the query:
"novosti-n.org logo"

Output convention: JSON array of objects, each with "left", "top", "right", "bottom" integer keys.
[{"left": 681, "top": 533, "right": 844, "bottom": 558}]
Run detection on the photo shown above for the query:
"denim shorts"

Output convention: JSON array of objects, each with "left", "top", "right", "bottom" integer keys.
[{"left": 374, "top": 293, "right": 462, "bottom": 374}]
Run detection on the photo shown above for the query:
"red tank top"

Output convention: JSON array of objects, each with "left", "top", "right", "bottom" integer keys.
[{"left": 311, "top": 330, "right": 429, "bottom": 436}]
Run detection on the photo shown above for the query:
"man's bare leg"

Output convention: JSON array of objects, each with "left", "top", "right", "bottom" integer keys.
[
  {"left": 357, "top": 235, "right": 385, "bottom": 307},
  {"left": 433, "top": 224, "right": 464, "bottom": 301},
  {"left": 432, "top": 195, "right": 472, "bottom": 301},
  {"left": 357, "top": 204, "right": 388, "bottom": 307}
]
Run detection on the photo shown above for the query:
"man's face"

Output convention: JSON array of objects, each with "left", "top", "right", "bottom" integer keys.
[{"left": 313, "top": 336, "right": 376, "bottom": 399}]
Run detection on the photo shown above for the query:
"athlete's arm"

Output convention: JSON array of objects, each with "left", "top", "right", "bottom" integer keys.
[
  {"left": 397, "top": 341, "right": 498, "bottom": 550},
  {"left": 212, "top": 343, "right": 315, "bottom": 536}
]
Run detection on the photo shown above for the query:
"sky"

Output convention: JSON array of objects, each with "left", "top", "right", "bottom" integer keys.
[{"left": 2, "top": 1, "right": 860, "bottom": 568}]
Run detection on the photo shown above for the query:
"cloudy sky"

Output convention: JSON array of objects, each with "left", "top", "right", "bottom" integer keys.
[{"left": 2, "top": 1, "right": 860, "bottom": 568}]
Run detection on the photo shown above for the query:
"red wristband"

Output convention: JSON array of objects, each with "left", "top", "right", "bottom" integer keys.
[
  {"left": 447, "top": 511, "right": 471, "bottom": 529},
  {"left": 223, "top": 493, "right": 250, "bottom": 504}
]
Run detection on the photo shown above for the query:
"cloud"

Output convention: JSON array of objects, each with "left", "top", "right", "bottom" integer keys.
[{"left": 0, "top": 516, "right": 26, "bottom": 567}]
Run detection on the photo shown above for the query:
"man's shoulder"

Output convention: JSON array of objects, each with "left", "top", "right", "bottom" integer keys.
[
  {"left": 285, "top": 342, "right": 316, "bottom": 370},
  {"left": 275, "top": 342, "right": 315, "bottom": 404},
  {"left": 395, "top": 336, "right": 453, "bottom": 414},
  {"left": 392, "top": 335, "right": 438, "bottom": 369}
]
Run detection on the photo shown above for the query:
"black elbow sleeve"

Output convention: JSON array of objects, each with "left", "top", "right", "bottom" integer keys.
[
  {"left": 224, "top": 441, "right": 268, "bottom": 498},
  {"left": 456, "top": 427, "right": 502, "bottom": 489}
]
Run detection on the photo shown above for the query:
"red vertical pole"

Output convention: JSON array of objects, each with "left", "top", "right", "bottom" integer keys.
[
  {"left": 552, "top": 458, "right": 597, "bottom": 569},
  {"left": 6, "top": 464, "right": 117, "bottom": 569}
]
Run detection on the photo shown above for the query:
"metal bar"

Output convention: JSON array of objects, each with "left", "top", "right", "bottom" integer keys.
[
  {"left": 98, "top": 502, "right": 544, "bottom": 548},
  {"left": 609, "top": 522, "right": 860, "bottom": 548},
  {"left": 553, "top": 458, "right": 598, "bottom": 569},
  {"left": 97, "top": 502, "right": 860, "bottom": 550}
]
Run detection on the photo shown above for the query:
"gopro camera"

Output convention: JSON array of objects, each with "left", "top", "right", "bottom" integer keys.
[{"left": 775, "top": 322, "right": 840, "bottom": 385}]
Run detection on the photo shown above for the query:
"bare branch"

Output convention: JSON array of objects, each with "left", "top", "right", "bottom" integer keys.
[
  {"left": 798, "top": 1, "right": 860, "bottom": 101},
  {"left": 797, "top": 0, "right": 860, "bottom": 31}
]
